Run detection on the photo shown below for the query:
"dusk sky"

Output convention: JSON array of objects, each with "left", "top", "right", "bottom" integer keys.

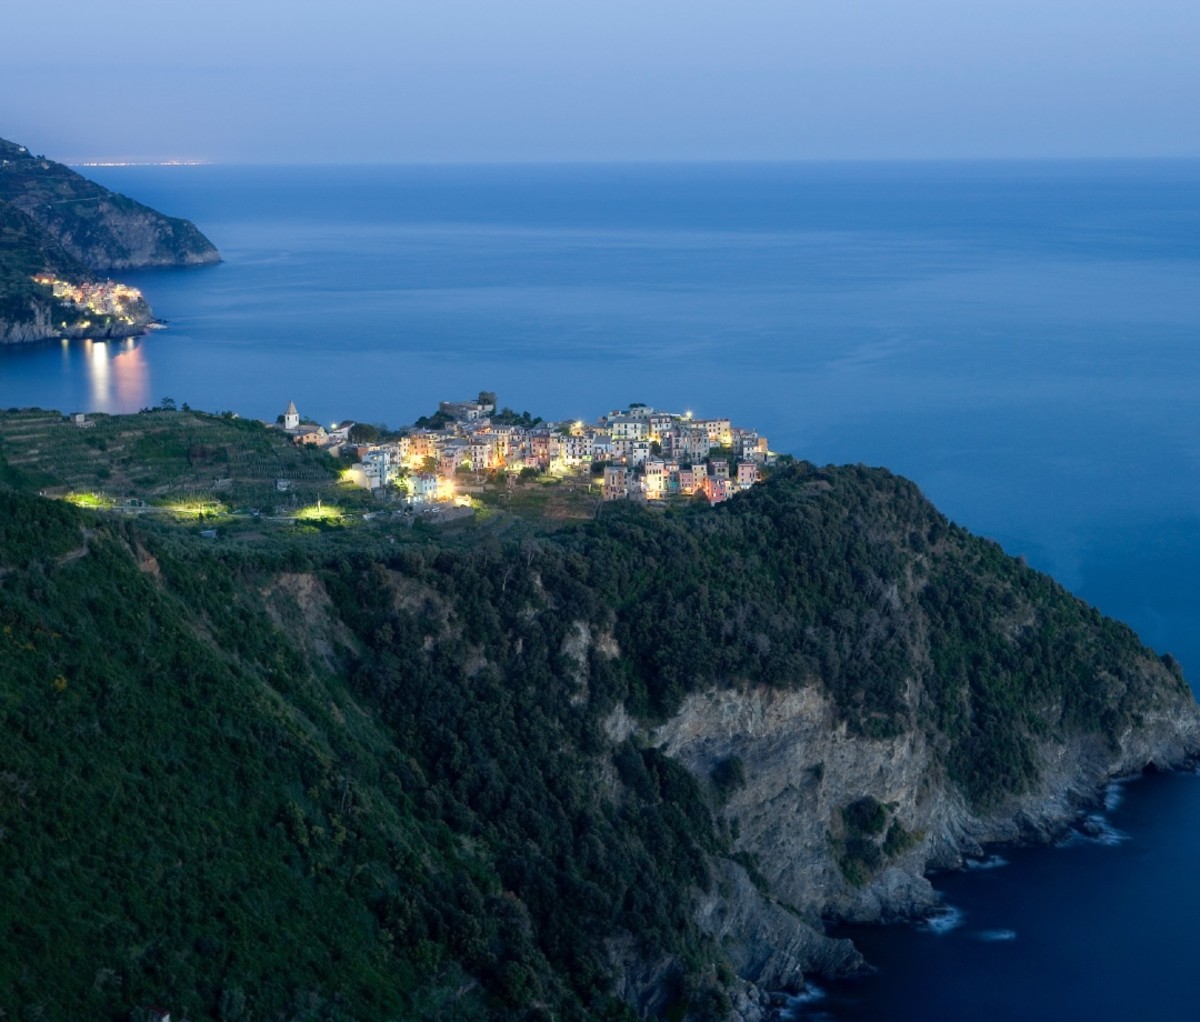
[{"left": 5, "top": 0, "right": 1198, "bottom": 164}]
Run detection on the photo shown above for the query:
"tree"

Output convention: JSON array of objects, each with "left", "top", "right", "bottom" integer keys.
[{"left": 349, "top": 423, "right": 380, "bottom": 444}]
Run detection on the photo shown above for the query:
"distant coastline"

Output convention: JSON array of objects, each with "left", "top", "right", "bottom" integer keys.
[
  {"left": 0, "top": 136, "right": 218, "bottom": 345},
  {"left": 71, "top": 160, "right": 212, "bottom": 168}
]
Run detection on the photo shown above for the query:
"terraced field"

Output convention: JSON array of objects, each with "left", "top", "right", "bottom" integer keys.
[{"left": 0, "top": 407, "right": 349, "bottom": 511}]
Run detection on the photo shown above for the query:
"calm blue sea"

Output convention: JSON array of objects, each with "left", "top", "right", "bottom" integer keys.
[{"left": 4, "top": 161, "right": 1200, "bottom": 1018}]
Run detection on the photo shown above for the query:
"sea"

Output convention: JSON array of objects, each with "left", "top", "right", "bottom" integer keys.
[{"left": 4, "top": 161, "right": 1200, "bottom": 1019}]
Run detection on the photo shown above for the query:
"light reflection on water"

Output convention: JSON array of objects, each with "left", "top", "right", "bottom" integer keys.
[
  {"left": 86, "top": 340, "right": 110, "bottom": 407},
  {"left": 22, "top": 336, "right": 153, "bottom": 414},
  {"left": 82, "top": 337, "right": 151, "bottom": 414},
  {"left": 107, "top": 339, "right": 150, "bottom": 411}
]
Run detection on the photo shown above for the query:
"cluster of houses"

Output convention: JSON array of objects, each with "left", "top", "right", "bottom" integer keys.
[
  {"left": 272, "top": 398, "right": 773, "bottom": 506},
  {"left": 31, "top": 273, "right": 147, "bottom": 326}
]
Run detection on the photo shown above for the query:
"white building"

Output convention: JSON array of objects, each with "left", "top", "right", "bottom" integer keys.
[{"left": 608, "top": 415, "right": 649, "bottom": 442}]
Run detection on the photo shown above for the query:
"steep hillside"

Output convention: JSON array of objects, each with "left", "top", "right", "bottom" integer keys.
[
  {"left": 1, "top": 465, "right": 1195, "bottom": 1021},
  {"left": 0, "top": 137, "right": 219, "bottom": 269}
]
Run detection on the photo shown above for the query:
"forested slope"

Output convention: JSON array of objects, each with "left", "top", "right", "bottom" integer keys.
[{"left": 1, "top": 464, "right": 1194, "bottom": 1021}]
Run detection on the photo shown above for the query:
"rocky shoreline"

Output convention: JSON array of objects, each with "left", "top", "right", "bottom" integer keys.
[
  {"left": 0, "top": 307, "right": 160, "bottom": 345},
  {"left": 638, "top": 678, "right": 1200, "bottom": 1015},
  {"left": 712, "top": 761, "right": 1198, "bottom": 1022}
]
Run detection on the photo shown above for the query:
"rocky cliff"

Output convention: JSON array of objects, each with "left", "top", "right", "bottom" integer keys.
[
  {"left": 607, "top": 465, "right": 1200, "bottom": 1004},
  {"left": 655, "top": 678, "right": 1197, "bottom": 954},
  {"left": 340, "top": 462, "right": 1200, "bottom": 1013}
]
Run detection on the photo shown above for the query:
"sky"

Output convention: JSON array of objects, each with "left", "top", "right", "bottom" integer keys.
[{"left": 4, "top": 0, "right": 1198, "bottom": 164}]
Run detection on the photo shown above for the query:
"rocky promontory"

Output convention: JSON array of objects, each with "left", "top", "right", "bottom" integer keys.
[
  {"left": 0, "top": 136, "right": 218, "bottom": 343},
  {"left": 594, "top": 465, "right": 1200, "bottom": 1001}
]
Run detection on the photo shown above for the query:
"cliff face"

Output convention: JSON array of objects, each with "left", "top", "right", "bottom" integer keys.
[
  {"left": 0, "top": 136, "right": 218, "bottom": 342},
  {"left": 8, "top": 190, "right": 219, "bottom": 271},
  {"left": 578, "top": 463, "right": 1200, "bottom": 1003},
  {"left": 653, "top": 678, "right": 1198, "bottom": 940},
  {"left": 617, "top": 470, "right": 1199, "bottom": 999}
]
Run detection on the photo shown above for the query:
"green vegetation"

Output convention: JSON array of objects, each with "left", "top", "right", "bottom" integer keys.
[
  {"left": 0, "top": 488, "right": 727, "bottom": 1020},
  {"left": 491, "top": 407, "right": 543, "bottom": 428},
  {"left": 831, "top": 796, "right": 918, "bottom": 886},
  {"left": 709, "top": 756, "right": 746, "bottom": 802},
  {"left": 0, "top": 460, "right": 1189, "bottom": 1020},
  {"left": 63, "top": 490, "right": 117, "bottom": 509},
  {"left": 882, "top": 819, "right": 919, "bottom": 858},
  {"left": 413, "top": 409, "right": 455, "bottom": 430},
  {"left": 841, "top": 797, "right": 888, "bottom": 837}
]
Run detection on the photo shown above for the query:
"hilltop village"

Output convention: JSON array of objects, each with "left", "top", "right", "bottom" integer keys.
[{"left": 273, "top": 393, "right": 774, "bottom": 506}]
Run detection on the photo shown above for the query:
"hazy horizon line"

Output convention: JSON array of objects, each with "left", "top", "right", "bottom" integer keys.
[{"left": 64, "top": 153, "right": 1200, "bottom": 170}]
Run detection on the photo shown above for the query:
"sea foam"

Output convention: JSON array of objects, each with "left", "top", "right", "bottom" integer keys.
[
  {"left": 919, "top": 905, "right": 965, "bottom": 935},
  {"left": 1104, "top": 781, "right": 1127, "bottom": 812},
  {"left": 965, "top": 854, "right": 1009, "bottom": 871},
  {"left": 1066, "top": 813, "right": 1129, "bottom": 847},
  {"left": 780, "top": 983, "right": 828, "bottom": 1021}
]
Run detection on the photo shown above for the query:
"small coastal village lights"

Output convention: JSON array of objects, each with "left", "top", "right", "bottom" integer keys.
[
  {"left": 32, "top": 274, "right": 148, "bottom": 325},
  {"left": 274, "top": 396, "right": 771, "bottom": 508}
]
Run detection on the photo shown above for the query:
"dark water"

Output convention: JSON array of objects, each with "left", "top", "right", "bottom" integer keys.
[
  {"left": 814, "top": 771, "right": 1200, "bottom": 1020},
  {"left": 4, "top": 162, "right": 1200, "bottom": 1018}
]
